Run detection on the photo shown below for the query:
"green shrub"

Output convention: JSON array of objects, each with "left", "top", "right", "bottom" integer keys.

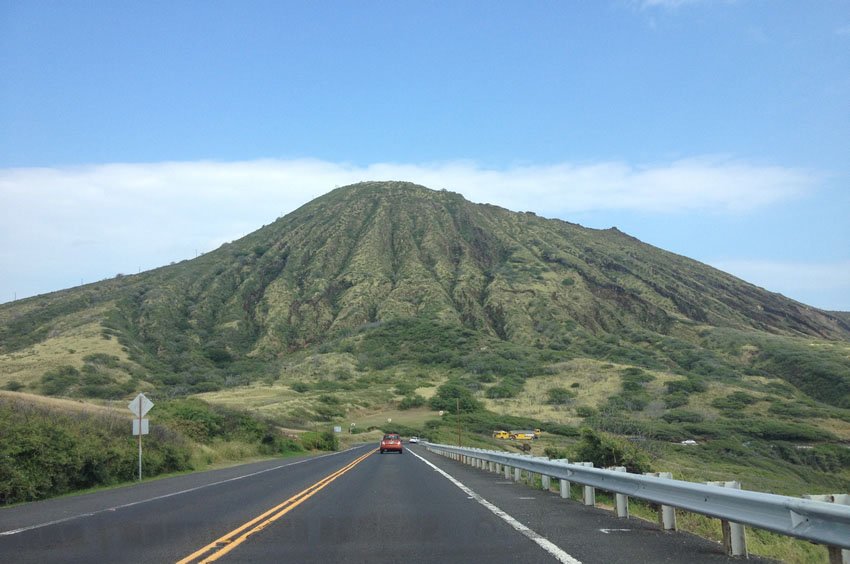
[
  {"left": 291, "top": 382, "right": 310, "bottom": 393},
  {"left": 486, "top": 384, "right": 517, "bottom": 399},
  {"left": 314, "top": 403, "right": 344, "bottom": 421},
  {"left": 666, "top": 378, "right": 707, "bottom": 394},
  {"left": 428, "top": 381, "right": 482, "bottom": 413},
  {"left": 40, "top": 366, "right": 80, "bottom": 395},
  {"left": 399, "top": 395, "right": 425, "bottom": 410},
  {"left": 539, "top": 422, "right": 580, "bottom": 437},
  {"left": 0, "top": 397, "right": 192, "bottom": 504},
  {"left": 767, "top": 402, "right": 822, "bottom": 418},
  {"left": 572, "top": 428, "right": 650, "bottom": 473},
  {"left": 664, "top": 392, "right": 690, "bottom": 408},
  {"left": 661, "top": 410, "right": 704, "bottom": 424},
  {"left": 545, "top": 387, "right": 576, "bottom": 405},
  {"left": 82, "top": 353, "right": 121, "bottom": 367},
  {"left": 575, "top": 406, "right": 597, "bottom": 418},
  {"left": 775, "top": 444, "right": 850, "bottom": 472},
  {"left": 711, "top": 391, "right": 758, "bottom": 412},
  {"left": 300, "top": 430, "right": 339, "bottom": 451},
  {"left": 544, "top": 446, "right": 569, "bottom": 459}
]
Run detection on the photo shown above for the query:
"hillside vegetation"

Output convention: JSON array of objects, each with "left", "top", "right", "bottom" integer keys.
[
  {"left": 2, "top": 181, "right": 849, "bottom": 506},
  {"left": 0, "top": 391, "right": 314, "bottom": 504}
]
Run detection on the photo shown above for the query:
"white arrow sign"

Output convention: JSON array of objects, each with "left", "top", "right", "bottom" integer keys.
[{"left": 128, "top": 393, "right": 154, "bottom": 417}]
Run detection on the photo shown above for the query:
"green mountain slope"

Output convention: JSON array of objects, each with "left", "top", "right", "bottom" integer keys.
[{"left": 1, "top": 181, "right": 849, "bottom": 408}]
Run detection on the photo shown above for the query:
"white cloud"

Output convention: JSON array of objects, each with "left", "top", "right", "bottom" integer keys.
[
  {"left": 0, "top": 157, "right": 820, "bottom": 303},
  {"left": 709, "top": 259, "right": 850, "bottom": 311}
]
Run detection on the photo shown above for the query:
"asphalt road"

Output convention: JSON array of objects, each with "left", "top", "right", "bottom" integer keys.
[{"left": 0, "top": 443, "right": 773, "bottom": 563}]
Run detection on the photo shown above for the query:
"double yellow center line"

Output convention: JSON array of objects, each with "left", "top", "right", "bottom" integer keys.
[{"left": 177, "top": 448, "right": 375, "bottom": 564}]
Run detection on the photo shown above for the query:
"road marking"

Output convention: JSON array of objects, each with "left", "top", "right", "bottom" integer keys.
[
  {"left": 177, "top": 448, "right": 375, "bottom": 564},
  {"left": 0, "top": 445, "right": 368, "bottom": 537},
  {"left": 599, "top": 528, "right": 633, "bottom": 534},
  {"left": 407, "top": 449, "right": 582, "bottom": 564}
]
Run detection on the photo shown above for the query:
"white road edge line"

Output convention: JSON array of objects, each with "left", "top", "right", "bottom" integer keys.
[
  {"left": 0, "top": 444, "right": 369, "bottom": 536},
  {"left": 407, "top": 448, "right": 582, "bottom": 564}
]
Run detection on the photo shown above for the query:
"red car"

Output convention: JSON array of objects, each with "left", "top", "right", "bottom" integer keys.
[{"left": 380, "top": 433, "right": 403, "bottom": 454}]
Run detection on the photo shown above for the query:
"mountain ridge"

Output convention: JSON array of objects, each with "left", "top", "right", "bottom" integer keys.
[{"left": 1, "top": 181, "right": 848, "bottom": 408}]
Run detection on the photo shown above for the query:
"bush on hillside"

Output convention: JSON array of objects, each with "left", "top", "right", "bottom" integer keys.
[
  {"left": 399, "top": 394, "right": 426, "bottom": 409},
  {"left": 545, "top": 387, "right": 576, "bottom": 405},
  {"left": 572, "top": 428, "right": 650, "bottom": 473},
  {"left": 428, "top": 381, "right": 482, "bottom": 413}
]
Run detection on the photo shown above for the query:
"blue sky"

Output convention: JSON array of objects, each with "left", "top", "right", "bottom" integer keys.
[{"left": 1, "top": 1, "right": 849, "bottom": 310}]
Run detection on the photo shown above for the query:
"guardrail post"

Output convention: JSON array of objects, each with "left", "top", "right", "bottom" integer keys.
[
  {"left": 578, "top": 462, "right": 595, "bottom": 506},
  {"left": 556, "top": 459, "right": 571, "bottom": 499},
  {"left": 645, "top": 472, "right": 677, "bottom": 530},
  {"left": 514, "top": 467, "right": 522, "bottom": 482},
  {"left": 612, "top": 467, "right": 629, "bottom": 518},
  {"left": 504, "top": 464, "right": 511, "bottom": 479},
  {"left": 707, "top": 481, "right": 747, "bottom": 557},
  {"left": 560, "top": 478, "right": 571, "bottom": 499},
  {"left": 804, "top": 494, "right": 849, "bottom": 564},
  {"left": 533, "top": 457, "right": 547, "bottom": 489},
  {"left": 541, "top": 474, "right": 551, "bottom": 491}
]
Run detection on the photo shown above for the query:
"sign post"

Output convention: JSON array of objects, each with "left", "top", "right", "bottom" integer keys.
[{"left": 128, "top": 393, "right": 154, "bottom": 481}]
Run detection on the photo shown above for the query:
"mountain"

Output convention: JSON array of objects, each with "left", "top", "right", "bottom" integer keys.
[{"left": 1, "top": 181, "right": 849, "bottom": 409}]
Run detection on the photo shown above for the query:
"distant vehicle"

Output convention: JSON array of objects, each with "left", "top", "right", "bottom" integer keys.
[
  {"left": 509, "top": 430, "right": 537, "bottom": 440},
  {"left": 380, "top": 433, "right": 403, "bottom": 454},
  {"left": 408, "top": 436, "right": 420, "bottom": 444},
  {"left": 493, "top": 430, "right": 510, "bottom": 440}
]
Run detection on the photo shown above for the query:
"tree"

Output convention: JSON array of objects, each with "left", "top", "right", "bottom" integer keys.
[
  {"left": 545, "top": 386, "right": 576, "bottom": 405},
  {"left": 428, "top": 381, "right": 482, "bottom": 413}
]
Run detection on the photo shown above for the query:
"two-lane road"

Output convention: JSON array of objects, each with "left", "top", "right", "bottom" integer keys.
[{"left": 1, "top": 444, "right": 771, "bottom": 563}]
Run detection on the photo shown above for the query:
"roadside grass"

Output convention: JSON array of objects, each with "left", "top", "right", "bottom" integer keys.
[{"left": 1, "top": 448, "right": 313, "bottom": 510}]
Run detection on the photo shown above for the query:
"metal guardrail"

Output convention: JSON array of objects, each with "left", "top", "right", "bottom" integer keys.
[{"left": 425, "top": 443, "right": 850, "bottom": 550}]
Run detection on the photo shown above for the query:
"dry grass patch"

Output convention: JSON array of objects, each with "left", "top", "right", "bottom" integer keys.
[
  {"left": 812, "top": 417, "right": 850, "bottom": 440},
  {"left": 483, "top": 359, "right": 681, "bottom": 425},
  {"left": 352, "top": 407, "right": 438, "bottom": 430},
  {"left": 0, "top": 390, "right": 128, "bottom": 417},
  {"left": 0, "top": 319, "right": 132, "bottom": 388},
  {"left": 197, "top": 383, "right": 307, "bottom": 419}
]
